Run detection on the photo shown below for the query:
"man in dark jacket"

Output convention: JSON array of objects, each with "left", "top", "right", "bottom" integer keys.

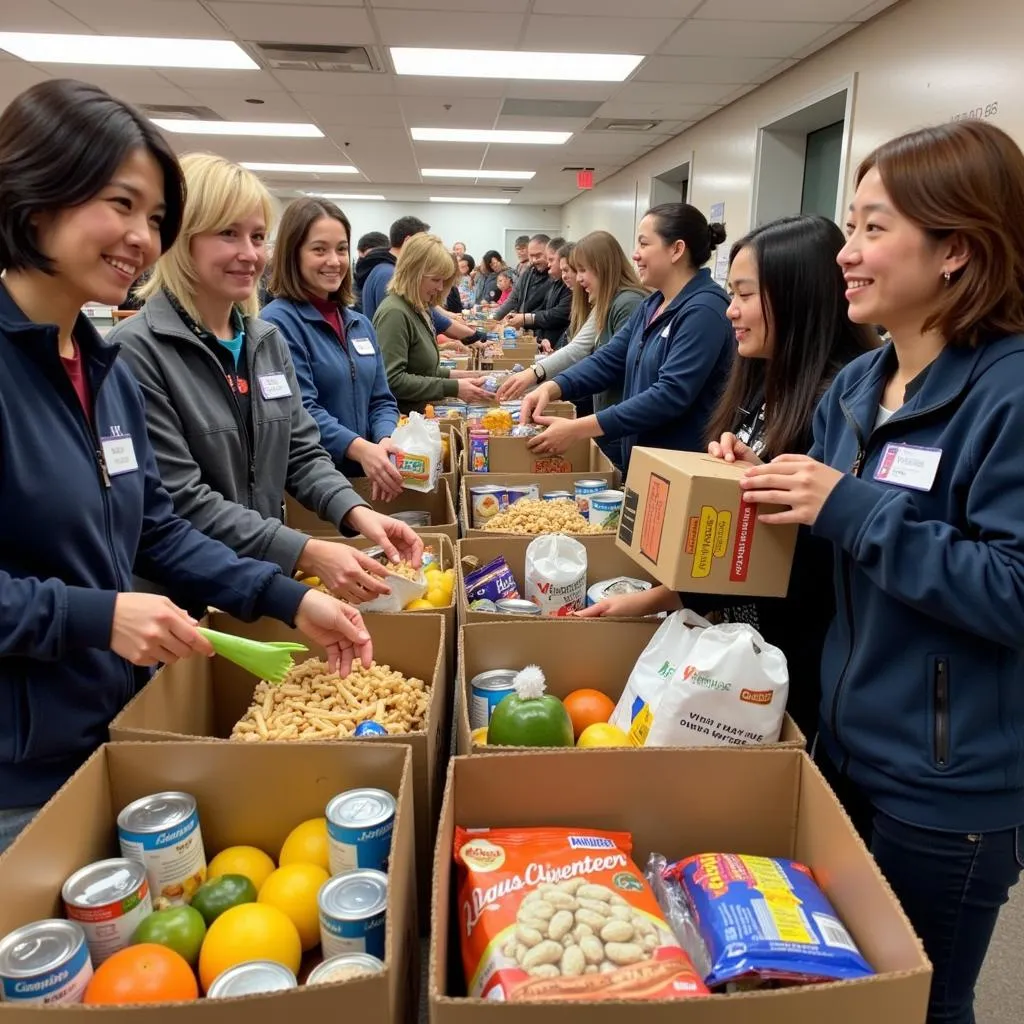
[
  {"left": 352, "top": 231, "right": 388, "bottom": 311},
  {"left": 523, "top": 239, "right": 571, "bottom": 346},
  {"left": 494, "top": 233, "right": 552, "bottom": 320}
]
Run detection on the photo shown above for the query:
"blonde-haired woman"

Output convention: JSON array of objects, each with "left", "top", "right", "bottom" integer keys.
[
  {"left": 112, "top": 153, "right": 422, "bottom": 605},
  {"left": 374, "top": 233, "right": 489, "bottom": 413}
]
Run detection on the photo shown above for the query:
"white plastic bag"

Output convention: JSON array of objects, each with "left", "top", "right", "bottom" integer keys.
[
  {"left": 524, "top": 533, "right": 587, "bottom": 616},
  {"left": 610, "top": 609, "right": 789, "bottom": 747},
  {"left": 357, "top": 568, "right": 427, "bottom": 613},
  {"left": 389, "top": 412, "right": 442, "bottom": 492}
]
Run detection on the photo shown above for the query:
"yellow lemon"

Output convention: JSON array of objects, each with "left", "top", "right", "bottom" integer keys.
[
  {"left": 278, "top": 818, "right": 329, "bottom": 873},
  {"left": 198, "top": 902, "right": 301, "bottom": 991},
  {"left": 576, "top": 723, "right": 631, "bottom": 748},
  {"left": 426, "top": 587, "right": 449, "bottom": 608},
  {"left": 257, "top": 864, "right": 329, "bottom": 952},
  {"left": 471, "top": 726, "right": 488, "bottom": 746},
  {"left": 424, "top": 562, "right": 442, "bottom": 576},
  {"left": 206, "top": 846, "right": 276, "bottom": 893},
  {"left": 405, "top": 598, "right": 434, "bottom": 611}
]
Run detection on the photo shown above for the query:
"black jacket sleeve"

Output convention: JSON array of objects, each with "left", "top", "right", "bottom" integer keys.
[{"left": 532, "top": 282, "right": 571, "bottom": 340}]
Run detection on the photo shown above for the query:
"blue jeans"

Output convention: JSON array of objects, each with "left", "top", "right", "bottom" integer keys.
[
  {"left": 0, "top": 806, "right": 41, "bottom": 856},
  {"left": 816, "top": 750, "right": 1023, "bottom": 1024}
]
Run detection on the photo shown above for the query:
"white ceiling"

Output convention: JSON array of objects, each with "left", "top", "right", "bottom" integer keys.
[{"left": 0, "top": 0, "right": 900, "bottom": 205}]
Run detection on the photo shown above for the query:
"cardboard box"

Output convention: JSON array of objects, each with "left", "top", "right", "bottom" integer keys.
[
  {"left": 478, "top": 357, "right": 533, "bottom": 372},
  {"left": 0, "top": 741, "right": 416, "bottom": 1024},
  {"left": 461, "top": 470, "right": 619, "bottom": 537},
  {"left": 618, "top": 448, "right": 798, "bottom": 597},
  {"left": 456, "top": 619, "right": 804, "bottom": 755},
  {"left": 457, "top": 535, "right": 658, "bottom": 624},
  {"left": 285, "top": 477, "right": 458, "bottom": 545},
  {"left": 461, "top": 437, "right": 615, "bottom": 476},
  {"left": 109, "top": 612, "right": 447, "bottom": 921},
  {"left": 430, "top": 749, "right": 931, "bottom": 1023}
]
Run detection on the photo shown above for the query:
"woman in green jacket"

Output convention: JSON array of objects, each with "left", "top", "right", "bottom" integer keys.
[{"left": 373, "top": 234, "right": 489, "bottom": 414}]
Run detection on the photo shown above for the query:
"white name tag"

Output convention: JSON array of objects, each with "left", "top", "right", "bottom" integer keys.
[
  {"left": 351, "top": 337, "right": 375, "bottom": 356},
  {"left": 873, "top": 442, "right": 942, "bottom": 491},
  {"left": 101, "top": 435, "right": 139, "bottom": 476},
  {"left": 258, "top": 373, "right": 292, "bottom": 400},
  {"left": 660, "top": 325, "right": 671, "bottom": 339}
]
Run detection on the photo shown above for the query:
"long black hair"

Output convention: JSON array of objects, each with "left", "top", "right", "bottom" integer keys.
[{"left": 706, "top": 215, "right": 877, "bottom": 458}]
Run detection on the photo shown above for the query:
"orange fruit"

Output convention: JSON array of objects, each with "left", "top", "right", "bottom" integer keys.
[
  {"left": 258, "top": 863, "right": 330, "bottom": 951},
  {"left": 83, "top": 944, "right": 198, "bottom": 1005},
  {"left": 198, "top": 903, "right": 302, "bottom": 992},
  {"left": 563, "top": 688, "right": 616, "bottom": 740}
]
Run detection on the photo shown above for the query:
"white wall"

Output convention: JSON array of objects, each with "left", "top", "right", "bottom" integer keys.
[
  {"left": 560, "top": 0, "right": 1024, "bottom": 255},
  {"left": 294, "top": 200, "right": 561, "bottom": 264}
]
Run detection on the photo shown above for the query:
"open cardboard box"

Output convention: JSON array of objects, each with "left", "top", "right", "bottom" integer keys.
[
  {"left": 461, "top": 470, "right": 619, "bottom": 537},
  {"left": 0, "top": 741, "right": 416, "bottom": 1024},
  {"left": 285, "top": 478, "right": 458, "bottom": 545},
  {"left": 430, "top": 749, "right": 931, "bottom": 1023},
  {"left": 109, "top": 612, "right": 446, "bottom": 922},
  {"left": 457, "top": 535, "right": 658, "bottom": 625},
  {"left": 455, "top": 619, "right": 805, "bottom": 755},
  {"left": 618, "top": 448, "right": 798, "bottom": 598},
  {"left": 461, "top": 437, "right": 615, "bottom": 477}
]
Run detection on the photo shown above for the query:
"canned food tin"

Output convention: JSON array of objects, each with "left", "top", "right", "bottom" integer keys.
[
  {"left": 542, "top": 490, "right": 574, "bottom": 501},
  {"left": 470, "top": 484, "right": 505, "bottom": 529},
  {"left": 392, "top": 510, "right": 431, "bottom": 527},
  {"left": 574, "top": 479, "right": 607, "bottom": 516},
  {"left": 502, "top": 327, "right": 518, "bottom": 340},
  {"left": 318, "top": 870, "right": 388, "bottom": 960},
  {"left": 353, "top": 720, "right": 388, "bottom": 737},
  {"left": 468, "top": 430, "right": 489, "bottom": 473},
  {"left": 0, "top": 920, "right": 92, "bottom": 1004},
  {"left": 206, "top": 961, "right": 297, "bottom": 999},
  {"left": 306, "top": 953, "right": 384, "bottom": 986},
  {"left": 116, "top": 791, "right": 206, "bottom": 906},
  {"left": 62, "top": 858, "right": 152, "bottom": 965},
  {"left": 505, "top": 484, "right": 539, "bottom": 504},
  {"left": 494, "top": 598, "right": 542, "bottom": 616},
  {"left": 326, "top": 789, "right": 396, "bottom": 875},
  {"left": 586, "top": 577, "right": 653, "bottom": 607},
  {"left": 588, "top": 489, "right": 625, "bottom": 530},
  {"left": 469, "top": 669, "right": 518, "bottom": 729}
]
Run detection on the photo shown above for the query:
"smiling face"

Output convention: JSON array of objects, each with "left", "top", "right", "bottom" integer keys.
[
  {"left": 726, "top": 246, "right": 771, "bottom": 359},
  {"left": 299, "top": 215, "right": 348, "bottom": 301},
  {"left": 575, "top": 257, "right": 596, "bottom": 297},
  {"left": 838, "top": 166, "right": 965, "bottom": 338},
  {"left": 457, "top": 257, "right": 470, "bottom": 276},
  {"left": 633, "top": 213, "right": 682, "bottom": 290},
  {"left": 190, "top": 206, "right": 267, "bottom": 307},
  {"left": 528, "top": 239, "right": 549, "bottom": 272},
  {"left": 32, "top": 147, "right": 165, "bottom": 307},
  {"left": 560, "top": 257, "right": 576, "bottom": 289}
]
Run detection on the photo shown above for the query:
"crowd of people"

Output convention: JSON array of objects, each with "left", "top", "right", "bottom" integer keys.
[{"left": 2, "top": 76, "right": 1024, "bottom": 1024}]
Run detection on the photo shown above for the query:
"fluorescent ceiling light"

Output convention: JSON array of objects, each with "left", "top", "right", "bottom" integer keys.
[
  {"left": 392, "top": 47, "right": 641, "bottom": 83},
  {"left": 0, "top": 32, "right": 257, "bottom": 69},
  {"left": 422, "top": 168, "right": 535, "bottom": 180},
  {"left": 412, "top": 127, "right": 570, "bottom": 145},
  {"left": 430, "top": 197, "right": 512, "bottom": 205},
  {"left": 305, "top": 193, "right": 386, "bottom": 201},
  {"left": 243, "top": 162, "right": 358, "bottom": 174},
  {"left": 154, "top": 120, "right": 323, "bottom": 137}
]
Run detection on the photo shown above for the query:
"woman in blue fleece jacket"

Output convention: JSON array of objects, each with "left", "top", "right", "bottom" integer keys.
[
  {"left": 262, "top": 197, "right": 404, "bottom": 501},
  {"left": 741, "top": 121, "right": 1024, "bottom": 1024},
  {"left": 521, "top": 203, "right": 733, "bottom": 469},
  {"left": 0, "top": 80, "right": 373, "bottom": 855}
]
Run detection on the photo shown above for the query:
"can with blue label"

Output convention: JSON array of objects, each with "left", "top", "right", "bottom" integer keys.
[
  {"left": 502, "top": 327, "right": 517, "bottom": 340},
  {"left": 574, "top": 478, "right": 607, "bottom": 516},
  {"left": 326, "top": 788, "right": 395, "bottom": 875},
  {"left": 469, "top": 669, "right": 518, "bottom": 730},
  {"left": 116, "top": 791, "right": 206, "bottom": 906},
  {"left": 0, "top": 920, "right": 93, "bottom": 1004},
  {"left": 353, "top": 720, "right": 388, "bottom": 737},
  {"left": 318, "top": 870, "right": 388, "bottom": 960}
]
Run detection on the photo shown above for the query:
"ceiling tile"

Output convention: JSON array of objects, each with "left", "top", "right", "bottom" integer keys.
[
  {"left": 753, "top": 58, "right": 799, "bottom": 83},
  {"left": 715, "top": 83, "right": 759, "bottom": 106},
  {"left": 504, "top": 82, "right": 617, "bottom": 102},
  {"left": 411, "top": 142, "right": 489, "bottom": 165},
  {"left": 851, "top": 0, "right": 900, "bottom": 19},
  {"left": 208, "top": 3, "right": 374, "bottom": 43},
  {"left": 370, "top": 0, "right": 529, "bottom": 9},
  {"left": 205, "top": 0, "right": 364, "bottom": 4},
  {"left": 158, "top": 68, "right": 279, "bottom": 91},
  {"left": 274, "top": 70, "right": 394, "bottom": 95},
  {"left": 182, "top": 87, "right": 310, "bottom": 120},
  {"left": 635, "top": 55, "right": 780, "bottom": 84},
  {"left": 694, "top": 0, "right": 872, "bottom": 21},
  {"left": 392, "top": 75, "right": 508, "bottom": 98},
  {"left": 612, "top": 81, "right": 730, "bottom": 107},
  {"left": 534, "top": 0, "right": 700, "bottom": 16},
  {"left": 398, "top": 95, "right": 503, "bottom": 124},
  {"left": 294, "top": 91, "right": 405, "bottom": 126},
  {"left": 595, "top": 99, "right": 718, "bottom": 121},
  {"left": 792, "top": 23, "right": 858, "bottom": 58},
  {"left": 0, "top": 64, "right": 52, "bottom": 103},
  {"left": 660, "top": 19, "right": 838, "bottom": 57},
  {"left": 55, "top": 0, "right": 227, "bottom": 35},
  {"left": 42, "top": 67, "right": 192, "bottom": 105},
  {"left": 0, "top": 0, "right": 91, "bottom": 32},
  {"left": 374, "top": 10, "right": 526, "bottom": 47},
  {"left": 493, "top": 114, "right": 590, "bottom": 132},
  {"left": 521, "top": 15, "right": 682, "bottom": 53}
]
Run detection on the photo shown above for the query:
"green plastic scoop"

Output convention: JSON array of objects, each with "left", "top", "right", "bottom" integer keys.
[{"left": 198, "top": 627, "right": 308, "bottom": 684}]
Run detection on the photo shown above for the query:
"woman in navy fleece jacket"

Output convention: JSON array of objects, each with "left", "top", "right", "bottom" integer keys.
[{"left": 742, "top": 121, "right": 1024, "bottom": 1024}]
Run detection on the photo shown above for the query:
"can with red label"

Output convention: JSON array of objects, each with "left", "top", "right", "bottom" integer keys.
[{"left": 61, "top": 859, "right": 152, "bottom": 965}]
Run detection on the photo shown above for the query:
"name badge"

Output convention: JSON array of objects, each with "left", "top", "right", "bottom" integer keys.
[
  {"left": 873, "top": 442, "right": 942, "bottom": 491},
  {"left": 101, "top": 434, "right": 139, "bottom": 476},
  {"left": 660, "top": 325, "right": 671, "bottom": 339},
  {"left": 351, "top": 337, "right": 375, "bottom": 356},
  {"left": 258, "top": 373, "right": 292, "bottom": 400}
]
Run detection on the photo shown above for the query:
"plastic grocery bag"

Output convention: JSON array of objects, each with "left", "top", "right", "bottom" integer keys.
[
  {"left": 389, "top": 411, "right": 442, "bottom": 492},
  {"left": 524, "top": 533, "right": 587, "bottom": 616},
  {"left": 610, "top": 609, "right": 789, "bottom": 747},
  {"left": 357, "top": 570, "right": 426, "bottom": 613}
]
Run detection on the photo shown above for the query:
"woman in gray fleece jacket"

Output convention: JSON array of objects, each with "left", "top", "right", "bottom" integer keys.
[{"left": 113, "top": 154, "right": 422, "bottom": 605}]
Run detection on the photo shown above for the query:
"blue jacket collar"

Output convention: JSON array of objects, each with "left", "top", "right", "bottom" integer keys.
[
  {"left": 286, "top": 297, "right": 363, "bottom": 330},
  {"left": 644, "top": 267, "right": 719, "bottom": 328}
]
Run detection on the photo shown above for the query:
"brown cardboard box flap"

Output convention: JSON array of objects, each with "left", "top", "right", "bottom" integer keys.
[
  {"left": 430, "top": 749, "right": 930, "bottom": 1023},
  {"left": 0, "top": 741, "right": 416, "bottom": 1023}
]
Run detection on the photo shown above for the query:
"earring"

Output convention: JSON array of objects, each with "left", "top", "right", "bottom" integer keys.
[{"left": 943, "top": 270, "right": 951, "bottom": 285}]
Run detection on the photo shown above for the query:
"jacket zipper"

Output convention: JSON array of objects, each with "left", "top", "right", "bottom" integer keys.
[{"left": 933, "top": 657, "right": 950, "bottom": 767}]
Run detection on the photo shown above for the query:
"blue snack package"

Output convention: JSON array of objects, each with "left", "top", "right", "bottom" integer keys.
[
  {"left": 667, "top": 854, "right": 874, "bottom": 988},
  {"left": 463, "top": 556, "right": 519, "bottom": 605}
]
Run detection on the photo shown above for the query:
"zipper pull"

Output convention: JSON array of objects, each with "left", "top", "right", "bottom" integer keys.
[
  {"left": 95, "top": 450, "right": 111, "bottom": 488},
  {"left": 850, "top": 447, "right": 864, "bottom": 477}
]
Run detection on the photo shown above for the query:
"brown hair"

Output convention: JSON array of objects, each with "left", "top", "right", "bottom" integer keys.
[
  {"left": 857, "top": 120, "right": 1024, "bottom": 346},
  {"left": 573, "top": 230, "right": 647, "bottom": 338},
  {"left": 270, "top": 196, "right": 353, "bottom": 306}
]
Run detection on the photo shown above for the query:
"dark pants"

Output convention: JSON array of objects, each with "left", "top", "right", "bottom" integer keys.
[{"left": 815, "top": 747, "right": 1023, "bottom": 1024}]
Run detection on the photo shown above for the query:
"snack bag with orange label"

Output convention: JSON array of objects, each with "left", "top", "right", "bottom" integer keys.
[
  {"left": 453, "top": 826, "right": 708, "bottom": 1003},
  {"left": 608, "top": 609, "right": 788, "bottom": 748},
  {"left": 666, "top": 854, "right": 873, "bottom": 987}
]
